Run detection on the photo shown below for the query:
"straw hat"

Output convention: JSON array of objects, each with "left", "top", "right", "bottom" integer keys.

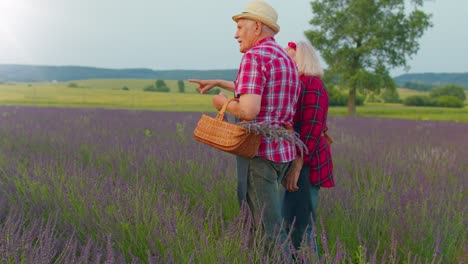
[{"left": 232, "top": 0, "right": 280, "bottom": 33}]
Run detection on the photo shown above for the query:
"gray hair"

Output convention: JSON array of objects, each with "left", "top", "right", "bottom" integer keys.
[
  {"left": 295, "top": 41, "right": 323, "bottom": 78},
  {"left": 262, "top": 24, "right": 276, "bottom": 36}
]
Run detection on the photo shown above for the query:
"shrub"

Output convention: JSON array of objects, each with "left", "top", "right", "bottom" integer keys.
[
  {"left": 206, "top": 88, "right": 221, "bottom": 95},
  {"left": 143, "top": 85, "right": 157, "bottom": 92},
  {"left": 366, "top": 93, "right": 382, "bottom": 103},
  {"left": 355, "top": 94, "right": 365, "bottom": 106},
  {"left": 327, "top": 86, "right": 364, "bottom": 106},
  {"left": 381, "top": 88, "right": 401, "bottom": 103},
  {"left": 155, "top": 86, "right": 170, "bottom": 92},
  {"left": 403, "top": 95, "right": 435, "bottom": 106},
  {"left": 143, "top": 81, "right": 170, "bottom": 92},
  {"left": 430, "top": 84, "right": 466, "bottom": 101},
  {"left": 403, "top": 81, "right": 434, "bottom": 91},
  {"left": 329, "top": 94, "right": 346, "bottom": 106},
  {"left": 68, "top": 82, "right": 79, "bottom": 88},
  {"left": 121, "top": 86, "right": 129, "bottom": 91},
  {"left": 434, "top": 96, "right": 464, "bottom": 108},
  {"left": 328, "top": 86, "right": 347, "bottom": 106}
]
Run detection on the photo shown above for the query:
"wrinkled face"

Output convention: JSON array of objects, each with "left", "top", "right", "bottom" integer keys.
[{"left": 234, "top": 19, "right": 258, "bottom": 53}]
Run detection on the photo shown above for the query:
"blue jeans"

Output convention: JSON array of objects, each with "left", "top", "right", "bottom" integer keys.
[
  {"left": 245, "top": 156, "right": 291, "bottom": 253},
  {"left": 282, "top": 166, "right": 320, "bottom": 251},
  {"left": 235, "top": 115, "right": 249, "bottom": 206},
  {"left": 236, "top": 155, "right": 249, "bottom": 206}
]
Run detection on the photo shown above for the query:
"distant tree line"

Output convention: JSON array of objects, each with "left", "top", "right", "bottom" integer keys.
[
  {"left": 143, "top": 80, "right": 465, "bottom": 109},
  {"left": 0, "top": 64, "right": 238, "bottom": 82},
  {"left": 394, "top": 73, "right": 468, "bottom": 90},
  {"left": 141, "top": 78, "right": 367, "bottom": 107},
  {"left": 67, "top": 77, "right": 463, "bottom": 109},
  {"left": 143, "top": 79, "right": 222, "bottom": 94},
  {"left": 2, "top": 65, "right": 467, "bottom": 93},
  {"left": 144, "top": 80, "right": 170, "bottom": 92},
  {"left": 402, "top": 81, "right": 435, "bottom": 91},
  {"left": 403, "top": 84, "right": 465, "bottom": 108},
  {"left": 68, "top": 82, "right": 80, "bottom": 88}
]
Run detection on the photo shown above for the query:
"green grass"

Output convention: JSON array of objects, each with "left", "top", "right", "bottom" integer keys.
[
  {"left": 66, "top": 78, "right": 201, "bottom": 92},
  {"left": 397, "top": 87, "right": 428, "bottom": 99},
  {"left": 1, "top": 79, "right": 202, "bottom": 92},
  {"left": 330, "top": 103, "right": 468, "bottom": 122},
  {"left": 0, "top": 83, "right": 216, "bottom": 112},
  {"left": 1, "top": 81, "right": 466, "bottom": 122}
]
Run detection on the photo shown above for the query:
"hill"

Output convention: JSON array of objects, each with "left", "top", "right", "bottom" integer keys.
[
  {"left": 1, "top": 65, "right": 467, "bottom": 91},
  {"left": 394, "top": 72, "right": 468, "bottom": 90},
  {"left": 0, "top": 64, "right": 238, "bottom": 82}
]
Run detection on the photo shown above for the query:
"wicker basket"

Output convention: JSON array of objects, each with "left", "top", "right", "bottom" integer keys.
[{"left": 194, "top": 98, "right": 261, "bottom": 158}]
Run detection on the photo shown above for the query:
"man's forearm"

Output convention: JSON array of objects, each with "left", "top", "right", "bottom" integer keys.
[{"left": 215, "top": 80, "right": 235, "bottom": 92}]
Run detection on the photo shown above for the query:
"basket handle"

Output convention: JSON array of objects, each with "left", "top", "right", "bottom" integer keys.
[{"left": 216, "top": 97, "right": 238, "bottom": 120}]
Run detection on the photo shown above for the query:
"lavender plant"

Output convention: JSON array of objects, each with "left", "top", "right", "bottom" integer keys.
[
  {"left": 237, "top": 120, "right": 308, "bottom": 157},
  {"left": 0, "top": 106, "right": 466, "bottom": 263}
]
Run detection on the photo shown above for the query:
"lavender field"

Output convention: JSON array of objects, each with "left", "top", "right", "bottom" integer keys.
[{"left": 0, "top": 106, "right": 466, "bottom": 263}]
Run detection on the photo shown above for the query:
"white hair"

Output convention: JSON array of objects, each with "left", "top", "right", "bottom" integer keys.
[
  {"left": 294, "top": 41, "right": 323, "bottom": 78},
  {"left": 262, "top": 24, "right": 276, "bottom": 36}
]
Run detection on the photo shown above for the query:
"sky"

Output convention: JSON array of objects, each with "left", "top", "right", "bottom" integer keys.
[{"left": 0, "top": 0, "right": 466, "bottom": 77}]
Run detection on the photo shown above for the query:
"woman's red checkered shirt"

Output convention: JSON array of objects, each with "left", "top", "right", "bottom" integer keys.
[{"left": 293, "top": 75, "right": 335, "bottom": 187}]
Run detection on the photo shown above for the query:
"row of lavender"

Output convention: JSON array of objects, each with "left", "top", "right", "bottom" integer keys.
[{"left": 0, "top": 106, "right": 466, "bottom": 263}]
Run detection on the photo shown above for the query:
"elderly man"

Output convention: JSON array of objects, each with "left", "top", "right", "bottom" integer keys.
[{"left": 190, "top": 0, "right": 301, "bottom": 254}]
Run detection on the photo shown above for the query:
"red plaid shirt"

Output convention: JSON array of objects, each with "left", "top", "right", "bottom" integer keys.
[
  {"left": 235, "top": 37, "right": 300, "bottom": 163},
  {"left": 294, "top": 75, "right": 335, "bottom": 187}
]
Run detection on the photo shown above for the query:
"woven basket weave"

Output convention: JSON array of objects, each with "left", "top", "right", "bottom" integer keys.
[{"left": 194, "top": 98, "right": 260, "bottom": 158}]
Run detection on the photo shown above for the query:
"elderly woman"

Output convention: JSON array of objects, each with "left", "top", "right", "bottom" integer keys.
[{"left": 282, "top": 40, "right": 335, "bottom": 253}]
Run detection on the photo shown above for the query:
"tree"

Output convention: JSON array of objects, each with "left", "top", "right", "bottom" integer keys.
[
  {"left": 143, "top": 85, "right": 157, "bottom": 92},
  {"left": 381, "top": 88, "right": 401, "bottom": 103},
  {"left": 155, "top": 80, "right": 170, "bottom": 92},
  {"left": 403, "top": 95, "right": 434, "bottom": 106},
  {"left": 177, "top": 80, "right": 185, "bottom": 93},
  {"left": 434, "top": 96, "right": 463, "bottom": 108},
  {"left": 68, "top": 82, "right": 79, "bottom": 88},
  {"left": 206, "top": 88, "right": 221, "bottom": 95},
  {"left": 306, "top": 0, "right": 432, "bottom": 115},
  {"left": 403, "top": 81, "right": 434, "bottom": 91},
  {"left": 429, "top": 84, "right": 466, "bottom": 101}
]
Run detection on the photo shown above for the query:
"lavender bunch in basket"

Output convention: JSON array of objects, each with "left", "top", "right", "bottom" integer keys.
[{"left": 237, "top": 120, "right": 308, "bottom": 158}]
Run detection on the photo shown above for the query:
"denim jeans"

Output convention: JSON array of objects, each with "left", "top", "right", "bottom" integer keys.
[
  {"left": 282, "top": 166, "right": 320, "bottom": 251},
  {"left": 236, "top": 155, "right": 249, "bottom": 206},
  {"left": 234, "top": 115, "right": 249, "bottom": 207},
  {"left": 245, "top": 156, "right": 292, "bottom": 253}
]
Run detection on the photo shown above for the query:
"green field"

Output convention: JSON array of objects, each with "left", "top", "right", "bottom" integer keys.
[
  {"left": 331, "top": 102, "right": 468, "bottom": 122},
  {"left": 397, "top": 87, "right": 427, "bottom": 99},
  {"left": 0, "top": 81, "right": 217, "bottom": 112},
  {"left": 397, "top": 87, "right": 468, "bottom": 103},
  {"left": 0, "top": 81, "right": 466, "bottom": 122},
  {"left": 64, "top": 79, "right": 201, "bottom": 92}
]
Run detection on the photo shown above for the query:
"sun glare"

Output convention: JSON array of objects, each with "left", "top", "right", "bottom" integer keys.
[
  {"left": 0, "top": 0, "right": 32, "bottom": 32},
  {"left": 0, "top": 0, "right": 35, "bottom": 63}
]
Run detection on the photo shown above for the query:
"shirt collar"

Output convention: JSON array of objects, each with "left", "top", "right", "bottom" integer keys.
[{"left": 253, "top": 36, "right": 276, "bottom": 48}]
